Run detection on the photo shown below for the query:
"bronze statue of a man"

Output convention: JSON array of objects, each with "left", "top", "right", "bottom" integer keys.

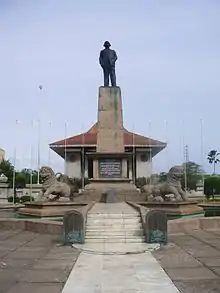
[{"left": 99, "top": 41, "right": 117, "bottom": 87}]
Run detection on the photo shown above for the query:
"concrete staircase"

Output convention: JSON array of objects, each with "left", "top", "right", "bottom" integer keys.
[{"left": 85, "top": 203, "right": 145, "bottom": 243}]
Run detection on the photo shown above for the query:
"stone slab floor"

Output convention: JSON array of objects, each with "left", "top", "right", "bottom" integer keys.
[
  {"left": 153, "top": 229, "right": 220, "bottom": 293},
  {"left": 0, "top": 229, "right": 79, "bottom": 293},
  {"left": 1, "top": 228, "right": 220, "bottom": 292}
]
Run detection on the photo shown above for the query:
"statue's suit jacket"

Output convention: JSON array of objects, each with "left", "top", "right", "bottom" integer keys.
[{"left": 99, "top": 48, "right": 117, "bottom": 69}]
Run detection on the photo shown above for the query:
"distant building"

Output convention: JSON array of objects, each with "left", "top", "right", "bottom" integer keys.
[
  {"left": 0, "top": 148, "right": 5, "bottom": 162},
  {"left": 50, "top": 123, "right": 166, "bottom": 180}
]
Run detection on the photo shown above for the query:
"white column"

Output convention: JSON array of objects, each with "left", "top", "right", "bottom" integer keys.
[
  {"left": 129, "top": 159, "right": 133, "bottom": 179},
  {"left": 84, "top": 157, "right": 88, "bottom": 178}
]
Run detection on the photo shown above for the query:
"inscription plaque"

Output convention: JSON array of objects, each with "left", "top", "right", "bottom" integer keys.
[
  {"left": 145, "top": 210, "right": 167, "bottom": 244},
  {"left": 99, "top": 159, "right": 122, "bottom": 178}
]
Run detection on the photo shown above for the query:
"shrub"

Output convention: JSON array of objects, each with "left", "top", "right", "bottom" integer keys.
[
  {"left": 7, "top": 196, "right": 20, "bottom": 203},
  {"left": 72, "top": 177, "right": 90, "bottom": 189},
  {"left": 136, "top": 177, "right": 147, "bottom": 188},
  {"left": 20, "top": 195, "right": 35, "bottom": 203},
  {"left": 204, "top": 175, "right": 220, "bottom": 199}
]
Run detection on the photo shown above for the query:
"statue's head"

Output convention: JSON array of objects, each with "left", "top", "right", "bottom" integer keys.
[
  {"left": 39, "top": 166, "right": 55, "bottom": 182},
  {"left": 103, "top": 41, "right": 111, "bottom": 48},
  {"left": 168, "top": 165, "right": 184, "bottom": 181}
]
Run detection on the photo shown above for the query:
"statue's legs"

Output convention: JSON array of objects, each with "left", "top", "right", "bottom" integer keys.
[
  {"left": 177, "top": 187, "right": 188, "bottom": 201},
  {"left": 167, "top": 186, "right": 182, "bottom": 201},
  {"left": 110, "top": 67, "right": 116, "bottom": 87},
  {"left": 103, "top": 68, "right": 109, "bottom": 86}
]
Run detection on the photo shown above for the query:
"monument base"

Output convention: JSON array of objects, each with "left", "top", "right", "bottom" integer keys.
[
  {"left": 17, "top": 201, "right": 87, "bottom": 218},
  {"left": 137, "top": 201, "right": 203, "bottom": 219},
  {"left": 74, "top": 179, "right": 145, "bottom": 203}
]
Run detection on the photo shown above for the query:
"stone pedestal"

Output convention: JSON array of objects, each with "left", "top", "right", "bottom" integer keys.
[
  {"left": 97, "top": 87, "right": 124, "bottom": 153},
  {"left": 92, "top": 86, "right": 127, "bottom": 182},
  {"left": 94, "top": 87, "right": 126, "bottom": 181},
  {"left": 18, "top": 201, "right": 87, "bottom": 218},
  {"left": 137, "top": 201, "right": 203, "bottom": 219},
  {"left": 84, "top": 86, "right": 138, "bottom": 198}
]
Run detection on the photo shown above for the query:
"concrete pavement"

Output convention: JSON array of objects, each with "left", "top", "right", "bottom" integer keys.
[{"left": 62, "top": 250, "right": 180, "bottom": 293}]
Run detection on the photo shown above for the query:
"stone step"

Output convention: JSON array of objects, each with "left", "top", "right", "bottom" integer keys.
[
  {"left": 87, "top": 213, "right": 140, "bottom": 219},
  {"left": 86, "top": 223, "right": 143, "bottom": 230},
  {"left": 85, "top": 235, "right": 144, "bottom": 240},
  {"left": 86, "top": 230, "right": 144, "bottom": 237},
  {"left": 85, "top": 238, "right": 145, "bottom": 243},
  {"left": 87, "top": 218, "right": 141, "bottom": 224}
]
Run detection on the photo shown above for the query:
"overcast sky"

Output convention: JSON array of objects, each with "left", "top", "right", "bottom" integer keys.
[{"left": 0, "top": 0, "right": 219, "bottom": 174}]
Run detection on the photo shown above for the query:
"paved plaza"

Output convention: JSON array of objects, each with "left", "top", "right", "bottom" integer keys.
[
  {"left": 0, "top": 229, "right": 79, "bottom": 293},
  {"left": 0, "top": 228, "right": 220, "bottom": 292},
  {"left": 153, "top": 229, "right": 220, "bottom": 293}
]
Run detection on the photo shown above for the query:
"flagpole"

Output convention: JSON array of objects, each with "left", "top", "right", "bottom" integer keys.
[
  {"left": 37, "top": 85, "right": 43, "bottom": 184},
  {"left": 48, "top": 121, "right": 52, "bottom": 165},
  {"left": 12, "top": 149, "right": 16, "bottom": 205},
  {"left": 132, "top": 125, "right": 135, "bottom": 184},
  {"left": 37, "top": 119, "right": 40, "bottom": 184},
  {"left": 200, "top": 118, "right": 205, "bottom": 197},
  {"left": 12, "top": 120, "right": 19, "bottom": 204},
  {"left": 181, "top": 120, "right": 188, "bottom": 193},
  {"left": 164, "top": 120, "right": 169, "bottom": 171},
  {"left": 64, "top": 121, "right": 67, "bottom": 174},
  {"left": 148, "top": 121, "right": 152, "bottom": 184},
  {"left": 82, "top": 127, "right": 85, "bottom": 189},
  {"left": 30, "top": 120, "right": 33, "bottom": 201},
  {"left": 184, "top": 144, "right": 188, "bottom": 192}
]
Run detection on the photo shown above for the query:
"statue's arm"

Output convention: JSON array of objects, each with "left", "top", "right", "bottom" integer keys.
[
  {"left": 99, "top": 51, "right": 104, "bottom": 67},
  {"left": 113, "top": 50, "right": 118, "bottom": 62}
]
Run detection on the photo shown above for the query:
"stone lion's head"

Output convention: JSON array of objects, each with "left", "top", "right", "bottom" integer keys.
[
  {"left": 168, "top": 165, "right": 184, "bottom": 181},
  {"left": 39, "top": 166, "right": 55, "bottom": 182}
]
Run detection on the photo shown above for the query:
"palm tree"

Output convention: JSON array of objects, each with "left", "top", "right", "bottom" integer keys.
[{"left": 207, "top": 150, "right": 220, "bottom": 174}]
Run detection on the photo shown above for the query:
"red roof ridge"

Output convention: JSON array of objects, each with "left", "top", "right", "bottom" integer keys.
[
  {"left": 50, "top": 122, "right": 166, "bottom": 147},
  {"left": 86, "top": 123, "right": 97, "bottom": 134}
]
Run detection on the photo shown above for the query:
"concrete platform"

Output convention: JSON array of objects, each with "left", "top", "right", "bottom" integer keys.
[
  {"left": 89, "top": 202, "right": 139, "bottom": 214},
  {"left": 17, "top": 201, "right": 86, "bottom": 218},
  {"left": 138, "top": 201, "right": 203, "bottom": 219}
]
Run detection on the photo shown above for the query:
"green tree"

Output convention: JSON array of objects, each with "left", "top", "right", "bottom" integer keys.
[
  {"left": 181, "top": 161, "right": 203, "bottom": 191},
  {"left": 20, "top": 168, "right": 40, "bottom": 184},
  {"left": 0, "top": 159, "right": 14, "bottom": 185},
  {"left": 204, "top": 175, "right": 220, "bottom": 199},
  {"left": 0, "top": 161, "right": 40, "bottom": 187},
  {"left": 207, "top": 150, "right": 220, "bottom": 174}
]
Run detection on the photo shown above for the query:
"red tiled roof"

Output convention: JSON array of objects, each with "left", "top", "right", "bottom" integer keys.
[{"left": 50, "top": 123, "right": 165, "bottom": 147}]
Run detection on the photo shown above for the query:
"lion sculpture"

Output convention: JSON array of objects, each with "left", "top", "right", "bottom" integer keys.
[
  {"left": 38, "top": 166, "right": 78, "bottom": 201},
  {"left": 141, "top": 165, "right": 188, "bottom": 202}
]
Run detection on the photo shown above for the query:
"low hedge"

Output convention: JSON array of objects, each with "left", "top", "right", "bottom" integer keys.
[
  {"left": 7, "top": 196, "right": 20, "bottom": 203},
  {"left": 20, "top": 195, "right": 35, "bottom": 203},
  {"left": 7, "top": 195, "right": 34, "bottom": 203}
]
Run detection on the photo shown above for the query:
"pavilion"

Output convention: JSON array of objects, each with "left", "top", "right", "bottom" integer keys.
[{"left": 50, "top": 123, "right": 166, "bottom": 181}]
